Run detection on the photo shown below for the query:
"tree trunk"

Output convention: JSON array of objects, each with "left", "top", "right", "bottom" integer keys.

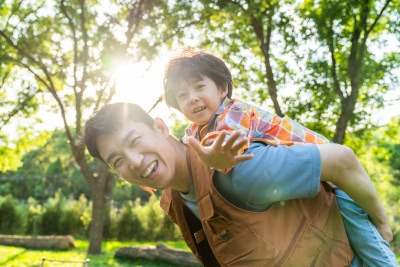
[
  {"left": 250, "top": 10, "right": 284, "bottom": 117},
  {"left": 333, "top": 97, "right": 357, "bottom": 144},
  {"left": 87, "top": 161, "right": 113, "bottom": 254},
  {"left": 115, "top": 243, "right": 202, "bottom": 266},
  {"left": 103, "top": 169, "right": 115, "bottom": 238}
]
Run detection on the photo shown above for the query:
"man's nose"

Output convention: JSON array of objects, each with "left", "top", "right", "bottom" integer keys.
[{"left": 127, "top": 152, "right": 143, "bottom": 170}]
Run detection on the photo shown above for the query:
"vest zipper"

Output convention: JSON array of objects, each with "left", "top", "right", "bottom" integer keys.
[{"left": 275, "top": 217, "right": 306, "bottom": 267}]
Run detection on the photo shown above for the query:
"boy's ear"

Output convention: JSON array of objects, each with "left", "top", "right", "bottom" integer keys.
[
  {"left": 220, "top": 82, "right": 229, "bottom": 98},
  {"left": 154, "top": 117, "right": 169, "bottom": 136}
]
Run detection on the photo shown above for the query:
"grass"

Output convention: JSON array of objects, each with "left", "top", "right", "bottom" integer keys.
[
  {"left": 1, "top": 239, "right": 399, "bottom": 266},
  {"left": 0, "top": 239, "right": 190, "bottom": 267}
]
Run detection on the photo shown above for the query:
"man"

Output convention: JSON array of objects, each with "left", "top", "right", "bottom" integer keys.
[{"left": 84, "top": 102, "right": 392, "bottom": 266}]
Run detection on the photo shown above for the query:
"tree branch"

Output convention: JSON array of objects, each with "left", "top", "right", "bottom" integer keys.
[
  {"left": 0, "top": 29, "right": 75, "bottom": 153},
  {"left": 74, "top": 0, "right": 89, "bottom": 135},
  {"left": 0, "top": 70, "right": 10, "bottom": 91},
  {"left": 326, "top": 17, "right": 344, "bottom": 100},
  {"left": 125, "top": 0, "right": 145, "bottom": 48},
  {"left": 60, "top": 0, "right": 79, "bottom": 96},
  {"left": 365, "top": 0, "right": 391, "bottom": 36},
  {"left": 0, "top": 87, "right": 42, "bottom": 129}
]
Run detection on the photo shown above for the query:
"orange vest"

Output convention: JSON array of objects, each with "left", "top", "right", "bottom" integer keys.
[{"left": 160, "top": 146, "right": 354, "bottom": 266}]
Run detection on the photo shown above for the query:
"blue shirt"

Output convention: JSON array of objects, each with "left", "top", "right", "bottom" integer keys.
[{"left": 180, "top": 142, "right": 321, "bottom": 219}]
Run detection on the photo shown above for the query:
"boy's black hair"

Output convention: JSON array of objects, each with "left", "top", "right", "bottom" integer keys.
[
  {"left": 84, "top": 102, "right": 154, "bottom": 161},
  {"left": 163, "top": 50, "right": 233, "bottom": 110}
]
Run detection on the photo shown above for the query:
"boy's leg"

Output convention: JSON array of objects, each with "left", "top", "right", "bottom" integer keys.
[{"left": 335, "top": 188, "right": 398, "bottom": 267}]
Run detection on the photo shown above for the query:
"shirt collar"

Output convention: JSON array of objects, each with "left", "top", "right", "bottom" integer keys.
[{"left": 215, "top": 97, "right": 234, "bottom": 116}]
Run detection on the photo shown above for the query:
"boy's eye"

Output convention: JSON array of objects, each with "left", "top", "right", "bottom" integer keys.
[
  {"left": 195, "top": 85, "right": 204, "bottom": 90},
  {"left": 177, "top": 93, "right": 187, "bottom": 100}
]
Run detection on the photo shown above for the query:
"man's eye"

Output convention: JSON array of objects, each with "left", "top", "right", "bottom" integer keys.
[
  {"left": 130, "top": 137, "right": 140, "bottom": 147},
  {"left": 113, "top": 158, "right": 122, "bottom": 169}
]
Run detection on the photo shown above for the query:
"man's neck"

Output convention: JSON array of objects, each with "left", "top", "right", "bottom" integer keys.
[{"left": 169, "top": 136, "right": 192, "bottom": 193}]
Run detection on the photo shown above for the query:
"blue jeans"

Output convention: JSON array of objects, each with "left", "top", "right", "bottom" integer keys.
[{"left": 335, "top": 188, "right": 398, "bottom": 267}]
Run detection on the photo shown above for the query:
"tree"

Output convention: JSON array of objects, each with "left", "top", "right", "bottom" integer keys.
[
  {"left": 193, "top": 0, "right": 298, "bottom": 117},
  {"left": 294, "top": 0, "right": 400, "bottom": 143},
  {"left": 186, "top": 0, "right": 399, "bottom": 143},
  {"left": 0, "top": 0, "right": 196, "bottom": 254}
]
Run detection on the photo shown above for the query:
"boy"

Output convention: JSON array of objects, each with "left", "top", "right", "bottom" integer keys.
[{"left": 163, "top": 50, "right": 397, "bottom": 266}]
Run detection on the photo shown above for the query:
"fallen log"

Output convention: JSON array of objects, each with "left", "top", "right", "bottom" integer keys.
[
  {"left": 114, "top": 242, "right": 202, "bottom": 266},
  {"left": 0, "top": 234, "right": 75, "bottom": 249}
]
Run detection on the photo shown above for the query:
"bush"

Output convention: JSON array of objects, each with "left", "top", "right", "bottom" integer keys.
[
  {"left": 106, "top": 195, "right": 180, "bottom": 241},
  {"left": 115, "top": 201, "right": 142, "bottom": 240},
  {"left": 59, "top": 194, "right": 88, "bottom": 237},
  {"left": 38, "top": 189, "right": 65, "bottom": 235},
  {"left": 0, "top": 195, "right": 26, "bottom": 234},
  {"left": 0, "top": 191, "right": 180, "bottom": 241},
  {"left": 133, "top": 195, "right": 180, "bottom": 241},
  {"left": 26, "top": 197, "right": 42, "bottom": 235}
]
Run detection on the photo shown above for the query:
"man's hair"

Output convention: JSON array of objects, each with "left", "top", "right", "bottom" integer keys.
[
  {"left": 163, "top": 50, "right": 233, "bottom": 110},
  {"left": 84, "top": 102, "right": 154, "bottom": 161}
]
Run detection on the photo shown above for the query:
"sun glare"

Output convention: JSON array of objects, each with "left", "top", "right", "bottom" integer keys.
[
  {"left": 112, "top": 62, "right": 163, "bottom": 110},
  {"left": 110, "top": 58, "right": 184, "bottom": 125}
]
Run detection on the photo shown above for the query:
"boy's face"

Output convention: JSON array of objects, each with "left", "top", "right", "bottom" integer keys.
[
  {"left": 96, "top": 118, "right": 178, "bottom": 190},
  {"left": 174, "top": 75, "right": 228, "bottom": 125}
]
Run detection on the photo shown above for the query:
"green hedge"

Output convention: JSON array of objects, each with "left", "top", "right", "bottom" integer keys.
[{"left": 0, "top": 192, "right": 180, "bottom": 241}]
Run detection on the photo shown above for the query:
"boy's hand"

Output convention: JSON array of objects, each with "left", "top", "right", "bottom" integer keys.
[{"left": 187, "top": 131, "right": 254, "bottom": 171}]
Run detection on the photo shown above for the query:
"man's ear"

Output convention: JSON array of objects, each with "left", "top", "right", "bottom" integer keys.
[{"left": 154, "top": 117, "right": 169, "bottom": 136}]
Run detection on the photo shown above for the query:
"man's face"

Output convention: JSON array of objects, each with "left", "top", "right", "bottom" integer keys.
[{"left": 96, "top": 119, "right": 177, "bottom": 190}]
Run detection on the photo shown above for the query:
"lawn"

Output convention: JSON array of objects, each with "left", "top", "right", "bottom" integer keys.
[
  {"left": 1, "top": 239, "right": 399, "bottom": 266},
  {"left": 0, "top": 239, "right": 190, "bottom": 267}
]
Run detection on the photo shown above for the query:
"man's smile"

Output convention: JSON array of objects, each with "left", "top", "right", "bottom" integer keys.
[{"left": 141, "top": 160, "right": 158, "bottom": 178}]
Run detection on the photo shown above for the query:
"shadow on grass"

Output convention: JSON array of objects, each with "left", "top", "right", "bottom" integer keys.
[{"left": 0, "top": 248, "right": 27, "bottom": 266}]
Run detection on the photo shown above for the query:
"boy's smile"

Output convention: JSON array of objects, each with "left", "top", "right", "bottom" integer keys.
[{"left": 175, "top": 75, "right": 228, "bottom": 125}]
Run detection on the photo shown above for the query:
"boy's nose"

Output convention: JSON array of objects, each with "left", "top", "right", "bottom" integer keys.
[{"left": 189, "top": 93, "right": 199, "bottom": 103}]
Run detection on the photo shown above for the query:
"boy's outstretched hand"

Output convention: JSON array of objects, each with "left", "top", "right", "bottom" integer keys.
[{"left": 187, "top": 131, "right": 254, "bottom": 171}]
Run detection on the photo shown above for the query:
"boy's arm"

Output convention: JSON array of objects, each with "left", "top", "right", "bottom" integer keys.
[
  {"left": 317, "top": 144, "right": 393, "bottom": 243},
  {"left": 187, "top": 131, "right": 253, "bottom": 171}
]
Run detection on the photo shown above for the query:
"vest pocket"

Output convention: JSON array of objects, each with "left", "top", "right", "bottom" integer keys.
[{"left": 199, "top": 194, "right": 279, "bottom": 265}]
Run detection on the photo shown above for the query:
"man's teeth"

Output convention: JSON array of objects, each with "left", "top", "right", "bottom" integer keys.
[
  {"left": 194, "top": 107, "right": 206, "bottom": 113},
  {"left": 142, "top": 161, "right": 157, "bottom": 178}
]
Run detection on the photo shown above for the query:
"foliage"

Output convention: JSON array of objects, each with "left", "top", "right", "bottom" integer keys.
[
  {"left": 345, "top": 116, "right": 400, "bottom": 249},
  {"left": 38, "top": 189, "right": 66, "bottom": 235},
  {"left": 0, "top": 129, "right": 50, "bottom": 172},
  {"left": 0, "top": 192, "right": 180, "bottom": 241},
  {"left": 372, "top": 116, "right": 400, "bottom": 184},
  {"left": 179, "top": 0, "right": 400, "bottom": 144},
  {"left": 0, "top": 195, "right": 25, "bottom": 234},
  {"left": 169, "top": 116, "right": 189, "bottom": 139},
  {"left": 133, "top": 195, "right": 181, "bottom": 241},
  {"left": 0, "top": 129, "right": 89, "bottom": 201},
  {"left": 290, "top": 0, "right": 400, "bottom": 143}
]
